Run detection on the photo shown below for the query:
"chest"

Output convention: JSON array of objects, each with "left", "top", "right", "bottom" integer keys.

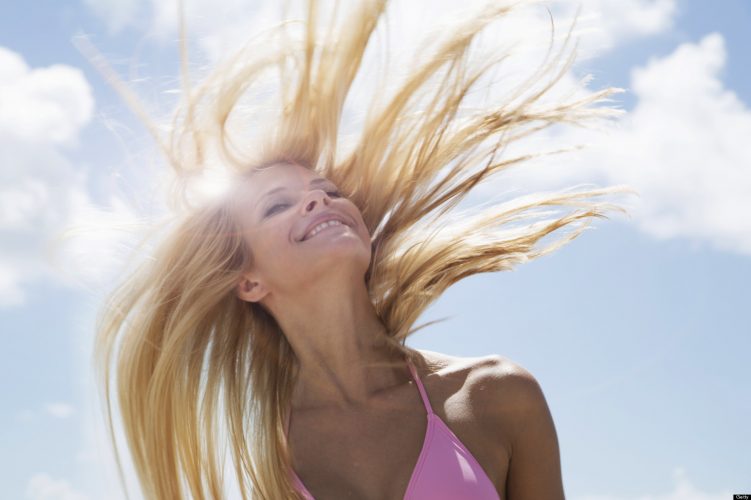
[{"left": 287, "top": 382, "right": 510, "bottom": 499}]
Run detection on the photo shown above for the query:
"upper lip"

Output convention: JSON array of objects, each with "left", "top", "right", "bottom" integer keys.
[{"left": 299, "top": 212, "right": 351, "bottom": 241}]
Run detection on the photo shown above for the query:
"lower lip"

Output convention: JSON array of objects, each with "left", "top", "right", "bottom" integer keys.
[{"left": 302, "top": 224, "right": 349, "bottom": 241}]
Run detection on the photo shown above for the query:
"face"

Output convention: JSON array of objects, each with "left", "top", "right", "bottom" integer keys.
[{"left": 232, "top": 162, "right": 372, "bottom": 306}]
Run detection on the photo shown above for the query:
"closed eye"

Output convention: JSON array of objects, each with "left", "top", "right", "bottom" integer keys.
[{"left": 264, "top": 190, "right": 342, "bottom": 217}]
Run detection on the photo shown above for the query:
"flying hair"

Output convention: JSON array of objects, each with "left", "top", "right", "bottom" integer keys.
[{"left": 84, "top": 0, "right": 638, "bottom": 498}]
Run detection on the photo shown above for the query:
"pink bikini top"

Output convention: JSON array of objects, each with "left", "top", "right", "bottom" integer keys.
[{"left": 284, "top": 358, "right": 501, "bottom": 499}]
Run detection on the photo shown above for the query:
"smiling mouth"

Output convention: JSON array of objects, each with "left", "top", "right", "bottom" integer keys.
[{"left": 302, "top": 221, "right": 349, "bottom": 241}]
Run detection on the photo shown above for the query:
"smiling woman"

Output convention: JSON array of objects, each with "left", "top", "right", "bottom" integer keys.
[{"left": 91, "top": 0, "right": 634, "bottom": 499}]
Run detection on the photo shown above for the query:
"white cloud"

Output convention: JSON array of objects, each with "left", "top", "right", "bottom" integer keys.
[
  {"left": 51, "top": 188, "right": 143, "bottom": 292},
  {"left": 0, "top": 47, "right": 93, "bottom": 307},
  {"left": 621, "top": 33, "right": 751, "bottom": 253},
  {"left": 0, "top": 260, "right": 25, "bottom": 307},
  {"left": 550, "top": 0, "right": 677, "bottom": 59},
  {"left": 45, "top": 402, "right": 75, "bottom": 418},
  {"left": 14, "top": 403, "right": 76, "bottom": 421},
  {"left": 81, "top": 0, "right": 145, "bottom": 36},
  {"left": 177, "top": 0, "right": 677, "bottom": 63},
  {"left": 0, "top": 47, "right": 142, "bottom": 308},
  {"left": 0, "top": 140, "right": 89, "bottom": 308},
  {"left": 479, "top": 31, "right": 751, "bottom": 256},
  {"left": 81, "top": 0, "right": 678, "bottom": 65},
  {"left": 25, "top": 474, "right": 88, "bottom": 500},
  {"left": 577, "top": 466, "right": 734, "bottom": 500},
  {"left": 583, "top": 33, "right": 751, "bottom": 254},
  {"left": 0, "top": 47, "right": 94, "bottom": 146}
]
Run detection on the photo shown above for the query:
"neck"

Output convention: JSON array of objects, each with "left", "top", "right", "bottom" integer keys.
[{"left": 265, "top": 273, "right": 409, "bottom": 411}]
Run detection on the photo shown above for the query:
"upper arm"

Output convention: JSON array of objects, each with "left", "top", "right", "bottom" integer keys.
[{"left": 481, "top": 356, "right": 565, "bottom": 500}]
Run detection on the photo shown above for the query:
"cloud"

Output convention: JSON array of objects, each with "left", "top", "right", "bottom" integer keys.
[
  {"left": 0, "top": 261, "right": 25, "bottom": 307},
  {"left": 25, "top": 474, "right": 88, "bottom": 500},
  {"left": 480, "top": 31, "right": 751, "bottom": 256},
  {"left": 0, "top": 47, "right": 141, "bottom": 308},
  {"left": 550, "top": 0, "right": 677, "bottom": 59},
  {"left": 0, "top": 48, "right": 93, "bottom": 146},
  {"left": 583, "top": 33, "right": 751, "bottom": 255},
  {"left": 45, "top": 403, "right": 75, "bottom": 418},
  {"left": 0, "top": 47, "right": 91, "bottom": 307},
  {"left": 14, "top": 403, "right": 76, "bottom": 421},
  {"left": 627, "top": 33, "right": 751, "bottom": 252},
  {"left": 81, "top": 0, "right": 145, "bottom": 36},
  {"left": 81, "top": 0, "right": 678, "bottom": 65},
  {"left": 182, "top": 0, "right": 676, "bottom": 63},
  {"left": 577, "top": 466, "right": 734, "bottom": 500}
]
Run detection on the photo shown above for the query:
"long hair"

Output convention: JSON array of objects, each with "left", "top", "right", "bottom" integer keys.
[{"left": 91, "top": 0, "right": 635, "bottom": 498}]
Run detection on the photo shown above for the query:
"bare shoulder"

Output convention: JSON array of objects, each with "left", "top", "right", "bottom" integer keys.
[
  {"left": 469, "top": 354, "right": 564, "bottom": 499},
  {"left": 468, "top": 354, "right": 548, "bottom": 414},
  {"left": 410, "top": 348, "right": 489, "bottom": 380},
  {"left": 413, "top": 348, "right": 543, "bottom": 407},
  {"left": 413, "top": 349, "right": 552, "bottom": 442}
]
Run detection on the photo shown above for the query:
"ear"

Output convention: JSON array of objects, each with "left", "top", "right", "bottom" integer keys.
[{"left": 236, "top": 274, "right": 270, "bottom": 303}]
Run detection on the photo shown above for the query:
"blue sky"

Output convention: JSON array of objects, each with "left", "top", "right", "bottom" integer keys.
[{"left": 1, "top": 1, "right": 749, "bottom": 499}]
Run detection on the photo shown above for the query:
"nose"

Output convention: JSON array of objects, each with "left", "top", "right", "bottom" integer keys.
[{"left": 301, "top": 189, "right": 331, "bottom": 214}]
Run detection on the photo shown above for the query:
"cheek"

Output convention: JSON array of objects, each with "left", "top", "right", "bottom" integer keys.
[
  {"left": 245, "top": 224, "right": 292, "bottom": 263},
  {"left": 343, "top": 203, "right": 368, "bottom": 236},
  {"left": 261, "top": 223, "right": 295, "bottom": 254},
  {"left": 354, "top": 214, "right": 372, "bottom": 245}
]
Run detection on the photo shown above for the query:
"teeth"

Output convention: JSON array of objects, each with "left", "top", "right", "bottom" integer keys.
[{"left": 306, "top": 220, "right": 343, "bottom": 240}]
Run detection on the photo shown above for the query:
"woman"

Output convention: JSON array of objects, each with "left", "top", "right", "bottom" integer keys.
[
  {"left": 93, "top": 0, "right": 633, "bottom": 498},
  {"left": 231, "top": 159, "right": 564, "bottom": 499}
]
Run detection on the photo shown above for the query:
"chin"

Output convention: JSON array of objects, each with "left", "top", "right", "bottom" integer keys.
[{"left": 305, "top": 248, "right": 371, "bottom": 274}]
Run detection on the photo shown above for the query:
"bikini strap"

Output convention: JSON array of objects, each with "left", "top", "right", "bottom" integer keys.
[{"left": 406, "top": 358, "right": 434, "bottom": 416}]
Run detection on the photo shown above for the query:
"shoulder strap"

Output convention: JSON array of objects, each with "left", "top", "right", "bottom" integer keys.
[{"left": 406, "top": 358, "right": 434, "bottom": 415}]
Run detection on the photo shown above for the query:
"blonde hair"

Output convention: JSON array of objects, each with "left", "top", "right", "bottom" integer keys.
[{"left": 91, "top": 0, "right": 636, "bottom": 498}]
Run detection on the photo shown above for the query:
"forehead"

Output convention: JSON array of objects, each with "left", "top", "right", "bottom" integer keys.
[
  {"left": 227, "top": 162, "right": 328, "bottom": 220},
  {"left": 246, "top": 162, "right": 319, "bottom": 189}
]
